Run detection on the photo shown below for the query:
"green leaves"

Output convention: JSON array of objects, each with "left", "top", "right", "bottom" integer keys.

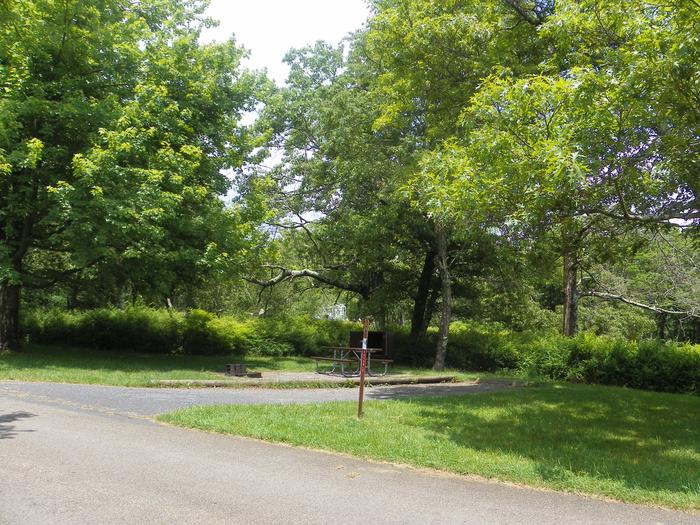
[
  {"left": 364, "top": 0, "right": 699, "bottom": 232},
  {"left": 0, "top": 0, "right": 269, "bottom": 307}
]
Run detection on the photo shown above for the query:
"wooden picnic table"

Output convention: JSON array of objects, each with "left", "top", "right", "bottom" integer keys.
[{"left": 312, "top": 346, "right": 393, "bottom": 377}]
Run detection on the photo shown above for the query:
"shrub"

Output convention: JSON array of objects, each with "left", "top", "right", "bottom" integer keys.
[
  {"left": 22, "top": 308, "right": 357, "bottom": 357},
  {"left": 515, "top": 334, "right": 699, "bottom": 394},
  {"left": 23, "top": 309, "right": 79, "bottom": 344},
  {"left": 447, "top": 321, "right": 522, "bottom": 371},
  {"left": 245, "top": 339, "right": 296, "bottom": 357},
  {"left": 259, "top": 316, "right": 356, "bottom": 355},
  {"left": 21, "top": 307, "right": 699, "bottom": 394},
  {"left": 23, "top": 307, "right": 181, "bottom": 353},
  {"left": 182, "top": 309, "right": 230, "bottom": 355},
  {"left": 390, "top": 328, "right": 436, "bottom": 367},
  {"left": 392, "top": 322, "right": 698, "bottom": 394}
]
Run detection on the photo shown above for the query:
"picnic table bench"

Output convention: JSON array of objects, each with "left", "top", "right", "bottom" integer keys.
[{"left": 312, "top": 346, "right": 393, "bottom": 377}]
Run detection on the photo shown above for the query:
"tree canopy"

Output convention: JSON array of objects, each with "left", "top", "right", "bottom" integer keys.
[
  {"left": 0, "top": 0, "right": 267, "bottom": 350},
  {"left": 2, "top": 0, "right": 698, "bottom": 367},
  {"left": 251, "top": 0, "right": 699, "bottom": 367}
]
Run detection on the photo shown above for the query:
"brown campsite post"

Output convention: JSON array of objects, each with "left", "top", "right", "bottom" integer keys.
[{"left": 357, "top": 318, "right": 370, "bottom": 418}]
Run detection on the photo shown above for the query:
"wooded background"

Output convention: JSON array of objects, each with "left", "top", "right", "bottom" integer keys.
[{"left": 1, "top": 0, "right": 698, "bottom": 370}]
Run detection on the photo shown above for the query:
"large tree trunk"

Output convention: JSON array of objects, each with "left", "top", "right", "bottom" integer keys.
[
  {"left": 424, "top": 280, "right": 440, "bottom": 328},
  {"left": 410, "top": 249, "right": 436, "bottom": 341},
  {"left": 433, "top": 225, "right": 451, "bottom": 372},
  {"left": 0, "top": 280, "right": 22, "bottom": 352},
  {"left": 562, "top": 254, "right": 578, "bottom": 337},
  {"left": 376, "top": 306, "right": 387, "bottom": 330},
  {"left": 657, "top": 312, "right": 667, "bottom": 340}
]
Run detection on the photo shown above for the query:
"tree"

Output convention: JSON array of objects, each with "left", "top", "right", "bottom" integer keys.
[
  {"left": 0, "top": 0, "right": 267, "bottom": 350},
  {"left": 581, "top": 229, "right": 700, "bottom": 341},
  {"left": 254, "top": 1, "right": 559, "bottom": 368},
  {"left": 249, "top": 39, "right": 442, "bottom": 329},
  {"left": 365, "top": 0, "right": 699, "bottom": 339},
  {"left": 456, "top": 1, "right": 699, "bottom": 334},
  {"left": 362, "top": 0, "right": 549, "bottom": 366}
]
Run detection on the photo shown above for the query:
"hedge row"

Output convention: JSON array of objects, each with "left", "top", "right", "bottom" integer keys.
[
  {"left": 397, "top": 321, "right": 699, "bottom": 394},
  {"left": 22, "top": 308, "right": 699, "bottom": 394},
  {"left": 519, "top": 335, "right": 700, "bottom": 394},
  {"left": 22, "top": 308, "right": 355, "bottom": 357}
]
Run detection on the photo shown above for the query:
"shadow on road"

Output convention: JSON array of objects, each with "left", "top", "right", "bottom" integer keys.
[{"left": 0, "top": 411, "right": 37, "bottom": 439}]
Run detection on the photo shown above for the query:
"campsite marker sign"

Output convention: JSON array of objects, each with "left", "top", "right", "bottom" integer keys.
[{"left": 357, "top": 318, "right": 370, "bottom": 418}]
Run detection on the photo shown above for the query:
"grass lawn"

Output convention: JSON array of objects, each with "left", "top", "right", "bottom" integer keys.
[
  {"left": 159, "top": 383, "right": 700, "bottom": 511},
  {"left": 0, "top": 344, "right": 316, "bottom": 386},
  {"left": 0, "top": 343, "right": 479, "bottom": 387}
]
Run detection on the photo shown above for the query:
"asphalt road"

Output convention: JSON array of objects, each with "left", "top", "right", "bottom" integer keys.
[
  {"left": 0, "top": 380, "right": 513, "bottom": 417},
  {"left": 1, "top": 382, "right": 698, "bottom": 525}
]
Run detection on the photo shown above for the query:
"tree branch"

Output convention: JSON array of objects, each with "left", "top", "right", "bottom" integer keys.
[
  {"left": 502, "top": 0, "right": 542, "bottom": 25},
  {"left": 246, "top": 265, "right": 370, "bottom": 298},
  {"left": 581, "top": 291, "right": 699, "bottom": 319},
  {"left": 23, "top": 258, "right": 105, "bottom": 290},
  {"left": 577, "top": 202, "right": 700, "bottom": 224}
]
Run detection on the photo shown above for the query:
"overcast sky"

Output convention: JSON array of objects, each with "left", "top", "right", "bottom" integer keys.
[{"left": 201, "top": 1, "right": 371, "bottom": 85}]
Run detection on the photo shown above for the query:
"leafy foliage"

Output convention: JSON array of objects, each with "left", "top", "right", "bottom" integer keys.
[
  {"left": 0, "top": 0, "right": 269, "bottom": 349},
  {"left": 23, "top": 307, "right": 700, "bottom": 394},
  {"left": 4, "top": 0, "right": 699, "bottom": 375},
  {"left": 23, "top": 307, "right": 357, "bottom": 356}
]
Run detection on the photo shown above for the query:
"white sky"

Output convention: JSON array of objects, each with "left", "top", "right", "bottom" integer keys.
[{"left": 201, "top": 1, "right": 371, "bottom": 85}]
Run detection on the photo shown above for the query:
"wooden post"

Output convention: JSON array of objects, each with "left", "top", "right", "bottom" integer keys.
[{"left": 357, "top": 318, "right": 370, "bottom": 419}]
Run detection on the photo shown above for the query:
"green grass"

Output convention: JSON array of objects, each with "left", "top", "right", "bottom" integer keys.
[
  {"left": 0, "top": 343, "right": 480, "bottom": 387},
  {"left": 159, "top": 383, "right": 700, "bottom": 511},
  {"left": 0, "top": 344, "right": 314, "bottom": 386}
]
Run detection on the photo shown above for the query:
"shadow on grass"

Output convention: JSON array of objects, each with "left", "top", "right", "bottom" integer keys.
[
  {"left": 410, "top": 384, "right": 700, "bottom": 495},
  {"left": 0, "top": 344, "right": 315, "bottom": 376},
  {"left": 366, "top": 383, "right": 506, "bottom": 399},
  {"left": 0, "top": 411, "right": 37, "bottom": 440}
]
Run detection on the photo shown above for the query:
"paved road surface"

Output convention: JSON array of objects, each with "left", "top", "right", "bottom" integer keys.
[
  {"left": 0, "top": 380, "right": 512, "bottom": 417},
  {"left": 1, "top": 382, "right": 698, "bottom": 525}
]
